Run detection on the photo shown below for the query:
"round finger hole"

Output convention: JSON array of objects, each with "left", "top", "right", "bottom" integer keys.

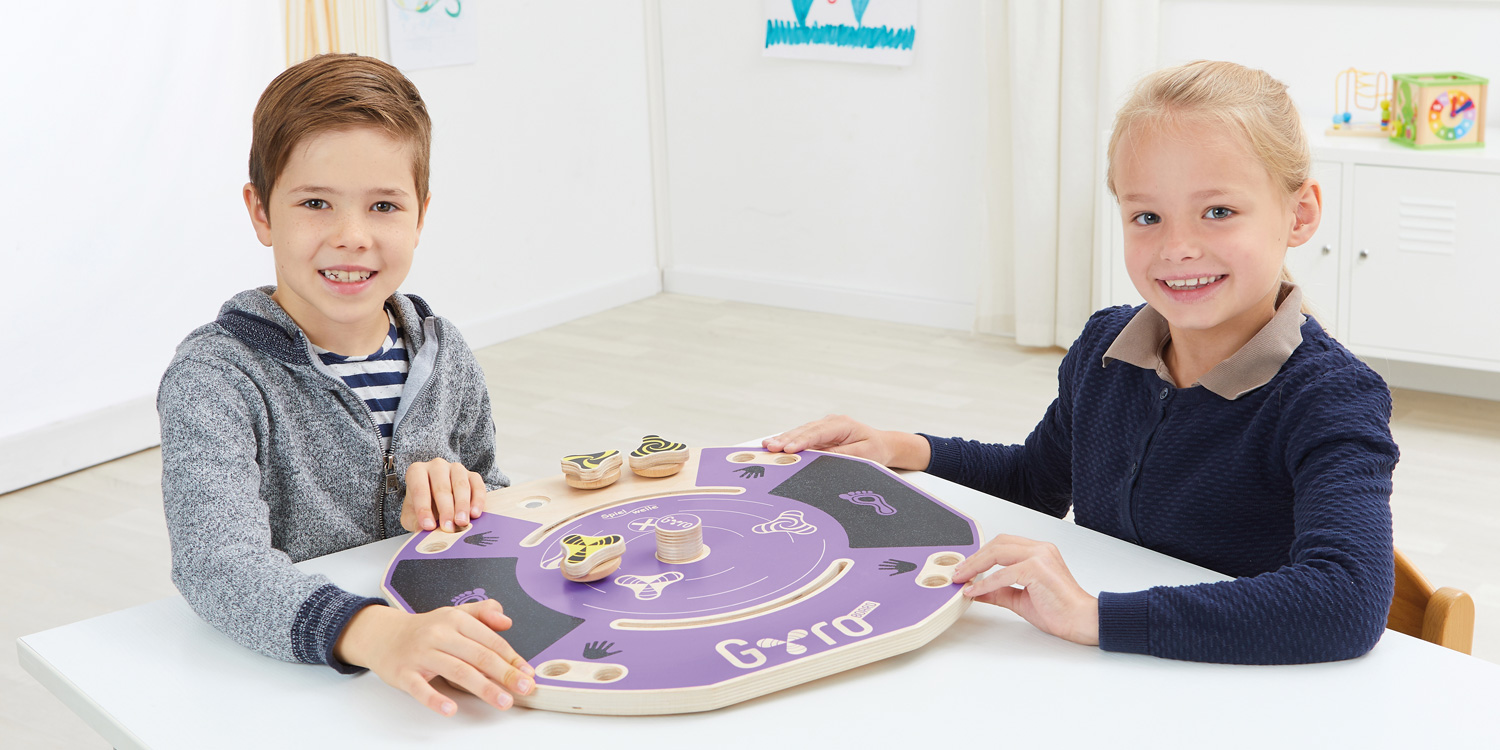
[
  {"left": 773, "top": 454, "right": 798, "bottom": 465},
  {"left": 419, "top": 541, "right": 448, "bottom": 553},
  {"left": 934, "top": 553, "right": 961, "bottom": 566},
  {"left": 921, "top": 575, "right": 951, "bottom": 588},
  {"left": 540, "top": 662, "right": 571, "bottom": 677},
  {"left": 593, "top": 667, "right": 624, "bottom": 682},
  {"left": 521, "top": 496, "right": 550, "bottom": 509},
  {"left": 729, "top": 452, "right": 756, "bottom": 463}
]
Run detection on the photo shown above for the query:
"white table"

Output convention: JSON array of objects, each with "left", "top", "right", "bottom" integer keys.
[{"left": 20, "top": 471, "right": 1500, "bottom": 748}]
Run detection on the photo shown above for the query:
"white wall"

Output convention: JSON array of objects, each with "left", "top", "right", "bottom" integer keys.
[
  {"left": 402, "top": 2, "right": 659, "bottom": 343},
  {"left": 1160, "top": 1, "right": 1500, "bottom": 127},
  {"left": 656, "top": 0, "right": 988, "bottom": 330},
  {"left": 0, "top": 1, "right": 659, "bottom": 493}
]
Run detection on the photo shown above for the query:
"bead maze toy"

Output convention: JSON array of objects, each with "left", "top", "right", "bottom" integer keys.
[
  {"left": 1327, "top": 67, "right": 1391, "bottom": 138},
  {"left": 381, "top": 447, "right": 983, "bottom": 715},
  {"left": 1390, "top": 72, "right": 1488, "bottom": 149}
]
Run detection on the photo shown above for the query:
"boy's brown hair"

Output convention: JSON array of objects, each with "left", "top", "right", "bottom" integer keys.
[{"left": 249, "top": 53, "right": 431, "bottom": 221}]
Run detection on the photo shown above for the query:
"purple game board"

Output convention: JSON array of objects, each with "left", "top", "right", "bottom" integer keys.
[{"left": 382, "top": 448, "right": 981, "bottom": 711}]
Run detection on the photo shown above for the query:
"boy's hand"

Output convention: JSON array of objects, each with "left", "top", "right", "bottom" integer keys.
[
  {"left": 762, "top": 415, "right": 931, "bottom": 471},
  {"left": 952, "top": 534, "right": 1100, "bottom": 646},
  {"left": 335, "top": 601, "right": 535, "bottom": 716},
  {"left": 401, "top": 457, "right": 487, "bottom": 532}
]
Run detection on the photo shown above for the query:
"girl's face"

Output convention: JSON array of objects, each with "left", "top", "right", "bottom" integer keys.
[{"left": 1113, "top": 123, "right": 1319, "bottom": 339}]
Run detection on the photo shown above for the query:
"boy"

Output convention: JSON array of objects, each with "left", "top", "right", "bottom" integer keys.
[{"left": 158, "top": 53, "right": 533, "bottom": 716}]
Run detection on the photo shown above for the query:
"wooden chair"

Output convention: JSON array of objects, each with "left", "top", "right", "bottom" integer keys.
[{"left": 1387, "top": 547, "right": 1475, "bottom": 654}]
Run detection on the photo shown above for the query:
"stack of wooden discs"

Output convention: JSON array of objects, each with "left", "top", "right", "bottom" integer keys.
[
  {"left": 561, "top": 450, "right": 623, "bottom": 489},
  {"left": 629, "top": 435, "right": 690, "bottom": 477},
  {"left": 654, "top": 513, "right": 705, "bottom": 564}
]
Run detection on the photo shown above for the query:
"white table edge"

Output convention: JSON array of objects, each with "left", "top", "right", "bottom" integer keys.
[{"left": 17, "top": 637, "right": 150, "bottom": 750}]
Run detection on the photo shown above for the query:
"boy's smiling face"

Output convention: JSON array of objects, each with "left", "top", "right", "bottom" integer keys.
[{"left": 245, "top": 126, "right": 427, "bottom": 355}]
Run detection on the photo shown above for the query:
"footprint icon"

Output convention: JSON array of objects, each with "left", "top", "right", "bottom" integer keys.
[
  {"left": 839, "top": 490, "right": 896, "bottom": 516},
  {"left": 450, "top": 588, "right": 488, "bottom": 606}
]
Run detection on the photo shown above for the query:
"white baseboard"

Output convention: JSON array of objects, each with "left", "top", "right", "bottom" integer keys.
[
  {"left": 0, "top": 272, "right": 664, "bottom": 496},
  {"left": 0, "top": 395, "right": 161, "bottom": 495},
  {"left": 664, "top": 267, "right": 976, "bottom": 331},
  {"left": 1363, "top": 358, "right": 1500, "bottom": 402},
  {"left": 457, "top": 271, "right": 663, "bottom": 350}
]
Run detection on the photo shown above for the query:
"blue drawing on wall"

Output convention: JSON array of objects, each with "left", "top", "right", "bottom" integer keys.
[
  {"left": 792, "top": 0, "right": 815, "bottom": 27},
  {"left": 764, "top": 0, "right": 917, "bottom": 64},
  {"left": 851, "top": 0, "right": 870, "bottom": 25}
]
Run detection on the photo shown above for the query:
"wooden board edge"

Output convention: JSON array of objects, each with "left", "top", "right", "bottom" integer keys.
[
  {"left": 377, "top": 451, "right": 991, "bottom": 715},
  {"left": 512, "top": 590, "right": 974, "bottom": 715},
  {"left": 379, "top": 533, "right": 418, "bottom": 608}
]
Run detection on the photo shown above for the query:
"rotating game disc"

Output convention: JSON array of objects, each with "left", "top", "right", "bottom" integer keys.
[{"left": 381, "top": 448, "right": 982, "bottom": 715}]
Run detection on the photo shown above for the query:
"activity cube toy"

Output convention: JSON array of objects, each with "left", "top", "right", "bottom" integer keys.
[{"left": 1391, "top": 72, "right": 1488, "bottom": 149}]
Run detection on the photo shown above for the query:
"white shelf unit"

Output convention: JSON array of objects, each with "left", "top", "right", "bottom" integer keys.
[{"left": 1094, "top": 127, "right": 1500, "bottom": 397}]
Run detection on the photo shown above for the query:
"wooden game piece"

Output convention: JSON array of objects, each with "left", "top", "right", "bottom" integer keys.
[
  {"left": 562, "top": 556, "right": 623, "bottom": 583},
  {"left": 559, "top": 533, "right": 627, "bottom": 582},
  {"left": 561, "top": 450, "right": 623, "bottom": 489},
  {"left": 628, "top": 435, "right": 689, "bottom": 478},
  {"left": 654, "top": 513, "right": 706, "bottom": 564}
]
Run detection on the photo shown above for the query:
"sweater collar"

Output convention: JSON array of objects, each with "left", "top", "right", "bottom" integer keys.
[
  {"left": 215, "top": 287, "right": 430, "bottom": 366},
  {"left": 1101, "top": 282, "right": 1306, "bottom": 400}
]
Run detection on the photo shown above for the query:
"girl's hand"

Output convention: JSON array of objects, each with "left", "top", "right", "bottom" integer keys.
[
  {"left": 762, "top": 415, "right": 931, "bottom": 471},
  {"left": 952, "top": 534, "right": 1100, "bottom": 646},
  {"left": 334, "top": 601, "right": 535, "bottom": 716},
  {"left": 401, "top": 457, "right": 486, "bottom": 532}
]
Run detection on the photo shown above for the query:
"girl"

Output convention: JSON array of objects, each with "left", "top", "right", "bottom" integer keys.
[{"left": 763, "top": 61, "right": 1398, "bottom": 665}]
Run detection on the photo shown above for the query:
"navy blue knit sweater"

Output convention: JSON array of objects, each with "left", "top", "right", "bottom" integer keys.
[{"left": 924, "top": 305, "right": 1398, "bottom": 665}]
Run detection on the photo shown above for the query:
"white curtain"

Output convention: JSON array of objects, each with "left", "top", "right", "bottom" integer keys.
[
  {"left": 976, "top": 0, "right": 1159, "bottom": 347},
  {"left": 285, "top": 0, "right": 379, "bottom": 67}
]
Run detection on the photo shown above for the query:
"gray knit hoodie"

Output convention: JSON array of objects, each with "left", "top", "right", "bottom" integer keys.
[{"left": 158, "top": 287, "right": 508, "bottom": 672}]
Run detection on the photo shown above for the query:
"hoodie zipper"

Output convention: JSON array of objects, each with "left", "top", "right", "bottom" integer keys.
[
  {"left": 336, "top": 383, "right": 398, "bottom": 540},
  {"left": 380, "top": 453, "right": 398, "bottom": 539},
  {"left": 379, "top": 318, "right": 442, "bottom": 539},
  {"left": 317, "top": 317, "right": 441, "bottom": 541}
]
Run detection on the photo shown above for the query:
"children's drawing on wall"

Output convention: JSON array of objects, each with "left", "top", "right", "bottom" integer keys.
[
  {"left": 388, "top": 0, "right": 476, "bottom": 71},
  {"left": 763, "top": 0, "right": 918, "bottom": 67}
]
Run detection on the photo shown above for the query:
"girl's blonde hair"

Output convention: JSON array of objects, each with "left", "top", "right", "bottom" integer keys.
[{"left": 1106, "top": 60, "right": 1310, "bottom": 307}]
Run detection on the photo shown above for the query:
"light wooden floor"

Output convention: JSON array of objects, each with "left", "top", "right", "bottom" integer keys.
[{"left": 5, "top": 293, "right": 1498, "bottom": 747}]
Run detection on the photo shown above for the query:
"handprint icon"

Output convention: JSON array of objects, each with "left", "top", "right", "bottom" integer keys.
[
  {"left": 461, "top": 532, "right": 496, "bottom": 547},
  {"left": 583, "top": 641, "right": 622, "bottom": 660}
]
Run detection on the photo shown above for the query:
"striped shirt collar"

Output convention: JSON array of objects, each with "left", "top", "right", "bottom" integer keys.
[
  {"left": 1101, "top": 282, "right": 1306, "bottom": 400},
  {"left": 312, "top": 310, "right": 400, "bottom": 362}
]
